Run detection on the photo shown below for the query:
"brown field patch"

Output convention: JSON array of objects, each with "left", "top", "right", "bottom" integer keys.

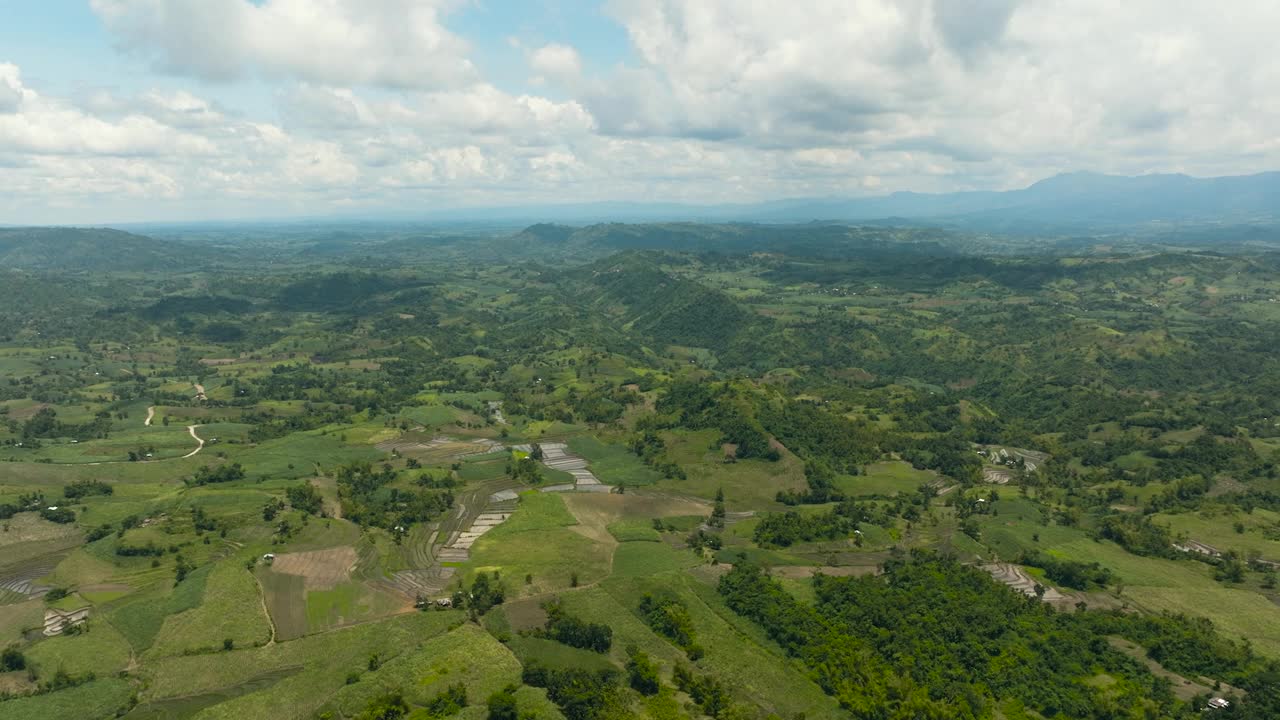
[
  {"left": 0, "top": 671, "right": 33, "bottom": 694},
  {"left": 270, "top": 546, "right": 358, "bottom": 590},
  {"left": 770, "top": 565, "right": 879, "bottom": 580},
  {"left": 836, "top": 367, "right": 876, "bottom": 383},
  {"left": 199, "top": 358, "right": 239, "bottom": 366},
  {"left": 8, "top": 403, "right": 50, "bottom": 421},
  {"left": 0, "top": 513, "right": 82, "bottom": 547},
  {"left": 563, "top": 491, "right": 710, "bottom": 528},
  {"left": 1208, "top": 476, "right": 1247, "bottom": 498},
  {"left": 501, "top": 598, "right": 549, "bottom": 632},
  {"left": 309, "top": 476, "right": 344, "bottom": 519},
  {"left": 564, "top": 491, "right": 710, "bottom": 546}
]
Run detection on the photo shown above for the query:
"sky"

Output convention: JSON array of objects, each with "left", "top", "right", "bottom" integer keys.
[{"left": 1, "top": 0, "right": 1278, "bottom": 224}]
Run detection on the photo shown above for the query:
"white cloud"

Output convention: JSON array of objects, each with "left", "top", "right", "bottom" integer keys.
[
  {"left": 598, "top": 0, "right": 1280, "bottom": 183},
  {"left": 529, "top": 43, "right": 583, "bottom": 85},
  {"left": 5, "top": 2, "right": 1280, "bottom": 222},
  {"left": 90, "top": 0, "right": 476, "bottom": 89},
  {"left": 278, "top": 85, "right": 379, "bottom": 129},
  {"left": 0, "top": 80, "right": 217, "bottom": 158},
  {"left": 0, "top": 63, "right": 28, "bottom": 114}
]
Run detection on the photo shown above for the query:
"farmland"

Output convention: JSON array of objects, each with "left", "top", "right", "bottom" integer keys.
[{"left": 2, "top": 225, "right": 1280, "bottom": 718}]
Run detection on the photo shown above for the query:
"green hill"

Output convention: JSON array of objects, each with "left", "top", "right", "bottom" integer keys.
[{"left": 0, "top": 227, "right": 205, "bottom": 271}]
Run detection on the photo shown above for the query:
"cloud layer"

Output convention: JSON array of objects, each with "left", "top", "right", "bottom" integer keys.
[{"left": 1, "top": 1, "right": 1278, "bottom": 222}]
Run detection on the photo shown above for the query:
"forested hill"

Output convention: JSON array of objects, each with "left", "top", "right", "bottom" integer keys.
[
  {"left": 572, "top": 253, "right": 766, "bottom": 353},
  {"left": 0, "top": 227, "right": 208, "bottom": 271}
]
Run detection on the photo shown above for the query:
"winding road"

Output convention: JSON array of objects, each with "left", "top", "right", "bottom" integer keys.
[
  {"left": 144, "top": 406, "right": 156, "bottom": 426},
  {"left": 182, "top": 425, "right": 206, "bottom": 459}
]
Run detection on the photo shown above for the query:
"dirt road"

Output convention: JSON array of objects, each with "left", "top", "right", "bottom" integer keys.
[
  {"left": 182, "top": 425, "right": 205, "bottom": 459},
  {"left": 144, "top": 406, "right": 155, "bottom": 426}
]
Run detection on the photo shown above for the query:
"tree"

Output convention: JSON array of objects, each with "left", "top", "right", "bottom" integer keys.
[
  {"left": 425, "top": 683, "right": 467, "bottom": 717},
  {"left": 286, "top": 483, "right": 324, "bottom": 515},
  {"left": 356, "top": 692, "right": 408, "bottom": 720},
  {"left": 709, "top": 488, "right": 726, "bottom": 528},
  {"left": 487, "top": 685, "right": 520, "bottom": 720},
  {"left": 174, "top": 554, "right": 194, "bottom": 584},
  {"left": 626, "top": 646, "right": 661, "bottom": 695},
  {"left": 1, "top": 645, "right": 25, "bottom": 671}
]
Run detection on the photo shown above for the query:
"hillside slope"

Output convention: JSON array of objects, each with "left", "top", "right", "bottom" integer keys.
[{"left": 0, "top": 227, "right": 206, "bottom": 271}]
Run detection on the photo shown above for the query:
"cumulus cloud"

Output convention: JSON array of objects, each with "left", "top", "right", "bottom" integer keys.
[
  {"left": 0, "top": 64, "right": 27, "bottom": 113},
  {"left": 5, "top": 2, "right": 1280, "bottom": 222},
  {"left": 598, "top": 0, "right": 1280, "bottom": 182},
  {"left": 529, "top": 43, "right": 583, "bottom": 85},
  {"left": 90, "top": 0, "right": 476, "bottom": 89}
]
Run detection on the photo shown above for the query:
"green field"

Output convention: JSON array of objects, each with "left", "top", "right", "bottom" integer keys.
[
  {"left": 147, "top": 560, "right": 273, "bottom": 657},
  {"left": 567, "top": 436, "right": 663, "bottom": 487},
  {"left": 837, "top": 461, "right": 937, "bottom": 497}
]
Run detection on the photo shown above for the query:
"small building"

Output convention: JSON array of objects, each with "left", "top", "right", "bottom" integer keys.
[
  {"left": 262, "top": 553, "right": 276, "bottom": 563},
  {"left": 1207, "top": 698, "right": 1230, "bottom": 710}
]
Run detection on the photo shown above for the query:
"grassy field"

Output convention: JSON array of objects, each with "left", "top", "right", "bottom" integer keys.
[
  {"left": 25, "top": 619, "right": 133, "bottom": 677},
  {"left": 654, "top": 429, "right": 805, "bottom": 509},
  {"left": 139, "top": 612, "right": 464, "bottom": 718},
  {"left": 256, "top": 568, "right": 306, "bottom": 641},
  {"left": 0, "top": 600, "right": 43, "bottom": 644},
  {"left": 607, "top": 518, "right": 662, "bottom": 542},
  {"left": 147, "top": 560, "right": 272, "bottom": 657},
  {"left": 836, "top": 460, "right": 937, "bottom": 497},
  {"left": 304, "top": 580, "right": 404, "bottom": 633},
  {"left": 611, "top": 542, "right": 700, "bottom": 577},
  {"left": 567, "top": 436, "right": 663, "bottom": 487},
  {"left": 458, "top": 459, "right": 506, "bottom": 482},
  {"left": 0, "top": 678, "right": 134, "bottom": 720},
  {"left": 465, "top": 493, "right": 612, "bottom": 597},
  {"left": 320, "top": 623, "right": 523, "bottom": 716},
  {"left": 106, "top": 563, "right": 212, "bottom": 653},
  {"left": 1154, "top": 507, "right": 1280, "bottom": 560}
]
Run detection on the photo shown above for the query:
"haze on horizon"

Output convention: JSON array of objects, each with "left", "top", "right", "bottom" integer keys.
[{"left": 2, "top": 0, "right": 1278, "bottom": 225}]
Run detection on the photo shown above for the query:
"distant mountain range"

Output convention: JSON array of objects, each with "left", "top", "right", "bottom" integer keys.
[
  {"left": 3, "top": 171, "right": 1279, "bottom": 271},
  {"left": 344, "top": 171, "right": 1280, "bottom": 234},
  {"left": 750, "top": 171, "right": 1280, "bottom": 231}
]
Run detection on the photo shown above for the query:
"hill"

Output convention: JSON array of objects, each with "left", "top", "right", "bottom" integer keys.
[
  {"left": 572, "top": 253, "right": 765, "bottom": 352},
  {"left": 0, "top": 227, "right": 208, "bottom": 271}
]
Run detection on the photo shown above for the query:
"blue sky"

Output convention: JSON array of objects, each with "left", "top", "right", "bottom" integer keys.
[{"left": 1, "top": 1, "right": 1278, "bottom": 223}]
